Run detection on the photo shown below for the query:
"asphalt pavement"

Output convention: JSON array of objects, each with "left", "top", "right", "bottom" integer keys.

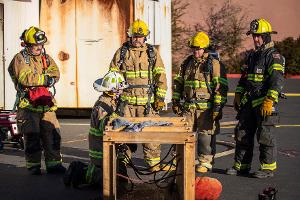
[{"left": 0, "top": 78, "right": 300, "bottom": 200}]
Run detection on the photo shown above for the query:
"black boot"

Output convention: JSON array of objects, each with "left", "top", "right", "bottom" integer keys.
[
  {"left": 28, "top": 166, "right": 42, "bottom": 175},
  {"left": 226, "top": 167, "right": 250, "bottom": 176},
  {"left": 117, "top": 161, "right": 129, "bottom": 195},
  {"left": 47, "top": 164, "right": 66, "bottom": 174},
  {"left": 63, "top": 161, "right": 87, "bottom": 188},
  {"left": 252, "top": 170, "right": 274, "bottom": 178}
]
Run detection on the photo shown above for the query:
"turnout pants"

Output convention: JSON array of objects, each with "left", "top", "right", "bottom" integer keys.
[
  {"left": 17, "top": 108, "right": 62, "bottom": 169},
  {"left": 184, "top": 108, "right": 218, "bottom": 169},
  {"left": 87, "top": 99, "right": 132, "bottom": 186},
  {"left": 123, "top": 104, "right": 161, "bottom": 167},
  {"left": 234, "top": 102, "right": 277, "bottom": 171}
]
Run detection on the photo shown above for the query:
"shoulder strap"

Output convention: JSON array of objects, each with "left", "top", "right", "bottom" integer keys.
[
  {"left": 97, "top": 101, "right": 114, "bottom": 115},
  {"left": 21, "top": 49, "right": 30, "bottom": 65},
  {"left": 118, "top": 42, "right": 130, "bottom": 66},
  {"left": 146, "top": 44, "right": 156, "bottom": 65}
]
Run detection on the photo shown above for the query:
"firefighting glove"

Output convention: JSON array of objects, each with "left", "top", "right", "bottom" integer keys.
[
  {"left": 154, "top": 99, "right": 165, "bottom": 111},
  {"left": 261, "top": 98, "right": 273, "bottom": 118},
  {"left": 44, "top": 75, "right": 55, "bottom": 87},
  {"left": 172, "top": 100, "right": 182, "bottom": 115},
  {"left": 233, "top": 93, "right": 241, "bottom": 111}
]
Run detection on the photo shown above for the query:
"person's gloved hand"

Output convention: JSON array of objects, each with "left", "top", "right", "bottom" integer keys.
[
  {"left": 261, "top": 98, "right": 273, "bottom": 117},
  {"left": 44, "top": 75, "right": 55, "bottom": 87},
  {"left": 154, "top": 100, "right": 165, "bottom": 111},
  {"left": 233, "top": 93, "right": 241, "bottom": 111}
]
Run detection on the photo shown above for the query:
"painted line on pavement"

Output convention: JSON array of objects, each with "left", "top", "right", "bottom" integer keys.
[
  {"left": 222, "top": 124, "right": 300, "bottom": 128},
  {"left": 62, "top": 138, "right": 87, "bottom": 144},
  {"left": 275, "top": 124, "right": 300, "bottom": 128},
  {"left": 60, "top": 123, "right": 89, "bottom": 126},
  {"left": 227, "top": 92, "right": 300, "bottom": 96}
]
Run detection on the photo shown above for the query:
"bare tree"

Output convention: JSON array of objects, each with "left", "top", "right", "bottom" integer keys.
[
  {"left": 171, "top": 0, "right": 191, "bottom": 74},
  {"left": 194, "top": 0, "right": 248, "bottom": 67}
]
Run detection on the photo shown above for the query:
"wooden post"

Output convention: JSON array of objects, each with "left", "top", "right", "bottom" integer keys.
[{"left": 103, "top": 142, "right": 116, "bottom": 200}]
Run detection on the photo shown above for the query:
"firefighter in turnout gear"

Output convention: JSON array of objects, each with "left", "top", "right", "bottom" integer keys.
[
  {"left": 109, "top": 19, "right": 167, "bottom": 171},
  {"left": 64, "top": 72, "right": 132, "bottom": 190},
  {"left": 8, "top": 26, "right": 65, "bottom": 175},
  {"left": 226, "top": 19, "right": 285, "bottom": 178},
  {"left": 172, "top": 32, "right": 228, "bottom": 173}
]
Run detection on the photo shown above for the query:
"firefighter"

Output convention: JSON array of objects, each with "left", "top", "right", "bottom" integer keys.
[
  {"left": 172, "top": 32, "right": 228, "bottom": 173},
  {"left": 109, "top": 19, "right": 167, "bottom": 171},
  {"left": 8, "top": 26, "right": 65, "bottom": 175},
  {"left": 64, "top": 71, "right": 131, "bottom": 189},
  {"left": 226, "top": 19, "right": 285, "bottom": 178}
]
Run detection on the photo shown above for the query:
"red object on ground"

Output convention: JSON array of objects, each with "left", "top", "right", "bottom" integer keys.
[{"left": 195, "top": 176, "right": 222, "bottom": 200}]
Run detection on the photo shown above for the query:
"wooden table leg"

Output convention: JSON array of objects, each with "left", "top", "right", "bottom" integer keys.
[
  {"left": 184, "top": 142, "right": 195, "bottom": 200},
  {"left": 103, "top": 142, "right": 116, "bottom": 200},
  {"left": 176, "top": 144, "right": 184, "bottom": 200}
]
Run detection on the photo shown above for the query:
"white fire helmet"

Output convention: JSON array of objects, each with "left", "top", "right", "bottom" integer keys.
[{"left": 93, "top": 71, "right": 128, "bottom": 92}]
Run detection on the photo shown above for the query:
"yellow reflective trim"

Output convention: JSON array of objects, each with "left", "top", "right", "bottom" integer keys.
[
  {"left": 220, "top": 77, "right": 228, "bottom": 86},
  {"left": 269, "top": 63, "right": 284, "bottom": 74},
  {"left": 18, "top": 98, "right": 57, "bottom": 112},
  {"left": 252, "top": 97, "right": 265, "bottom": 107},
  {"left": 174, "top": 75, "right": 183, "bottom": 83},
  {"left": 89, "top": 150, "right": 103, "bottom": 159},
  {"left": 248, "top": 74, "right": 264, "bottom": 82},
  {"left": 233, "top": 162, "right": 251, "bottom": 170},
  {"left": 172, "top": 92, "right": 181, "bottom": 100},
  {"left": 153, "top": 67, "right": 165, "bottom": 75},
  {"left": 184, "top": 102, "right": 212, "bottom": 110},
  {"left": 212, "top": 77, "right": 220, "bottom": 84},
  {"left": 184, "top": 80, "right": 209, "bottom": 89},
  {"left": 267, "top": 89, "right": 279, "bottom": 102},
  {"left": 18, "top": 69, "right": 32, "bottom": 83},
  {"left": 46, "top": 66, "right": 58, "bottom": 72},
  {"left": 26, "top": 161, "right": 41, "bottom": 169},
  {"left": 156, "top": 88, "right": 167, "bottom": 98},
  {"left": 89, "top": 127, "right": 103, "bottom": 137},
  {"left": 45, "top": 160, "right": 62, "bottom": 168},
  {"left": 120, "top": 95, "right": 154, "bottom": 105},
  {"left": 261, "top": 162, "right": 277, "bottom": 170},
  {"left": 110, "top": 67, "right": 119, "bottom": 72},
  {"left": 236, "top": 86, "right": 245, "bottom": 93},
  {"left": 214, "top": 95, "right": 222, "bottom": 104}
]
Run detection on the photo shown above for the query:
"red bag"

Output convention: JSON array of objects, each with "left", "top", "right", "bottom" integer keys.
[{"left": 28, "top": 87, "right": 54, "bottom": 107}]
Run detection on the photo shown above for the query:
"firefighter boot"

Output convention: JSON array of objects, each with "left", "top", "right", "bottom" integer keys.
[
  {"left": 196, "top": 165, "right": 210, "bottom": 173},
  {"left": 28, "top": 166, "right": 42, "bottom": 175},
  {"left": 47, "top": 164, "right": 66, "bottom": 174},
  {"left": 117, "top": 161, "right": 129, "bottom": 195},
  {"left": 226, "top": 167, "right": 250, "bottom": 176},
  {"left": 252, "top": 169, "right": 274, "bottom": 179},
  {"left": 64, "top": 161, "right": 87, "bottom": 188}
]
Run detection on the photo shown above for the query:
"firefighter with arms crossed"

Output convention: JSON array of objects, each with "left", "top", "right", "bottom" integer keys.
[
  {"left": 172, "top": 32, "right": 228, "bottom": 173},
  {"left": 8, "top": 26, "right": 65, "bottom": 175},
  {"left": 109, "top": 19, "right": 167, "bottom": 171},
  {"left": 226, "top": 19, "right": 285, "bottom": 178}
]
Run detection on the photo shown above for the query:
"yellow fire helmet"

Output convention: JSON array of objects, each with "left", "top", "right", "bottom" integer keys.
[
  {"left": 20, "top": 26, "right": 47, "bottom": 45},
  {"left": 188, "top": 32, "right": 210, "bottom": 49},
  {"left": 127, "top": 19, "right": 150, "bottom": 37},
  {"left": 246, "top": 18, "right": 278, "bottom": 35}
]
